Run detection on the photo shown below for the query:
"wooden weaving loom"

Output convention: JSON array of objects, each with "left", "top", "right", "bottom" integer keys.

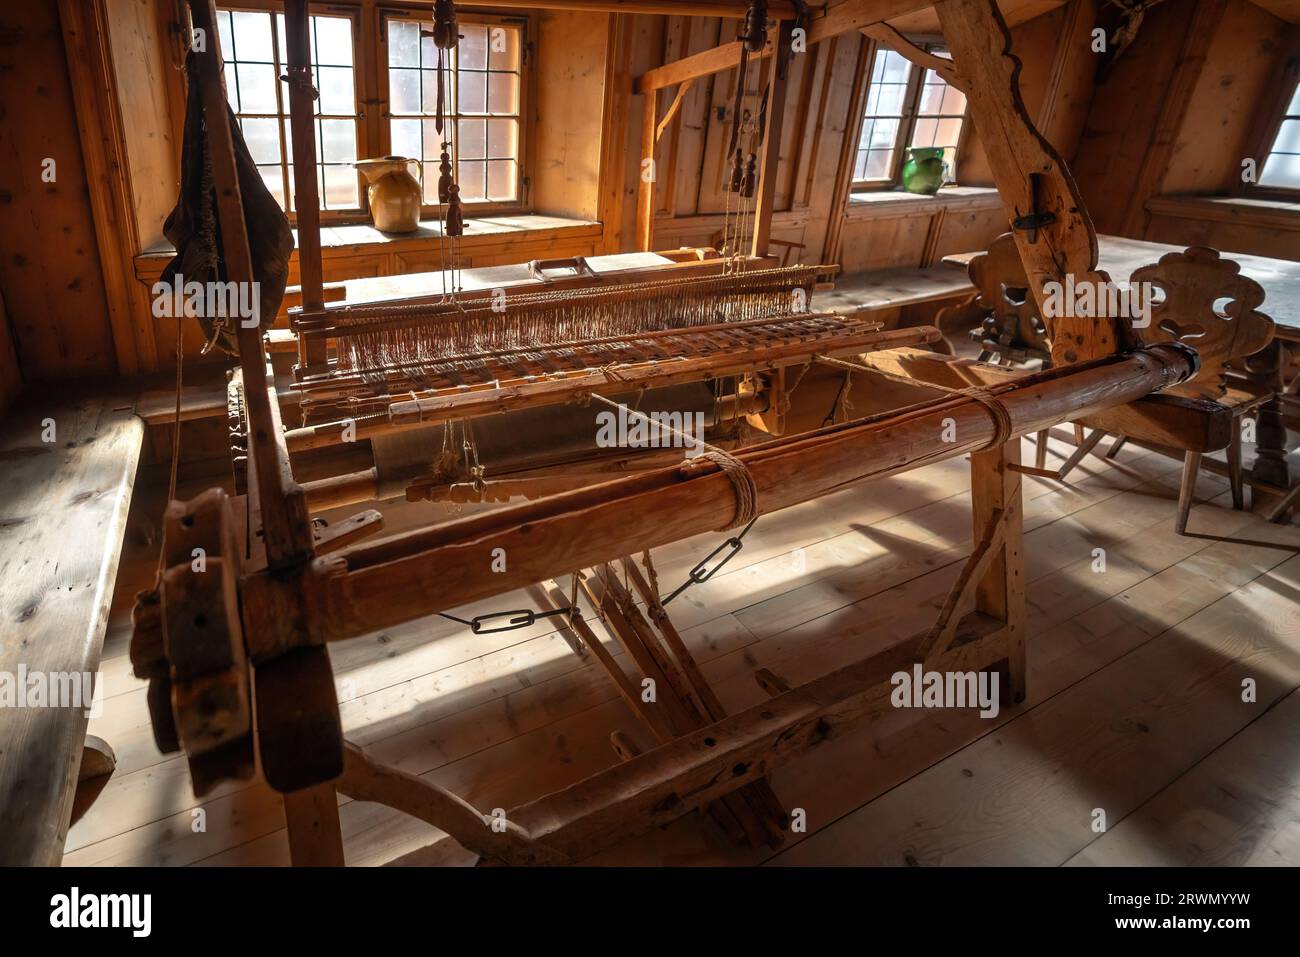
[{"left": 131, "top": 0, "right": 1258, "bottom": 866}]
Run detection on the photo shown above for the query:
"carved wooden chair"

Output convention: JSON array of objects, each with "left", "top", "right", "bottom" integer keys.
[
  {"left": 1124, "top": 247, "right": 1274, "bottom": 532},
  {"left": 962, "top": 232, "right": 1061, "bottom": 473},
  {"left": 966, "top": 232, "right": 1052, "bottom": 368},
  {"left": 964, "top": 239, "right": 1276, "bottom": 534}
]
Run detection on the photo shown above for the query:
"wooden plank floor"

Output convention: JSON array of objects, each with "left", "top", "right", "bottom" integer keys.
[{"left": 68, "top": 428, "right": 1300, "bottom": 866}]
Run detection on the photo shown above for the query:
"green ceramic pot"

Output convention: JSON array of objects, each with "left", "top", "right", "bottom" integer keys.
[{"left": 901, "top": 147, "right": 947, "bottom": 196}]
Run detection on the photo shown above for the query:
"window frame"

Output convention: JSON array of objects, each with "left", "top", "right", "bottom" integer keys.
[
  {"left": 851, "top": 36, "right": 968, "bottom": 192},
  {"left": 213, "top": 1, "right": 536, "bottom": 226},
  {"left": 216, "top": 0, "right": 367, "bottom": 224},
  {"left": 1242, "top": 51, "right": 1300, "bottom": 200},
  {"left": 377, "top": 6, "right": 534, "bottom": 217}
]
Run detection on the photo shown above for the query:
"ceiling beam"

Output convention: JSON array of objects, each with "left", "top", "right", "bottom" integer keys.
[
  {"left": 457, "top": 0, "right": 799, "bottom": 17},
  {"left": 637, "top": 0, "right": 933, "bottom": 92}
]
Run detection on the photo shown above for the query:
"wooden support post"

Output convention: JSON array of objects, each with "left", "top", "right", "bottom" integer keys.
[
  {"left": 937, "top": 0, "right": 1117, "bottom": 365},
  {"left": 970, "top": 440, "right": 1025, "bottom": 704},
  {"left": 284, "top": 783, "right": 345, "bottom": 866},
  {"left": 636, "top": 88, "right": 658, "bottom": 251},
  {"left": 283, "top": 0, "right": 328, "bottom": 372},
  {"left": 186, "top": 0, "right": 312, "bottom": 566},
  {"left": 751, "top": 19, "right": 794, "bottom": 259},
  {"left": 1249, "top": 340, "right": 1291, "bottom": 497}
]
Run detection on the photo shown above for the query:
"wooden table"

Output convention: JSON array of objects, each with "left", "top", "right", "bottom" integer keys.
[{"left": 944, "top": 234, "right": 1300, "bottom": 506}]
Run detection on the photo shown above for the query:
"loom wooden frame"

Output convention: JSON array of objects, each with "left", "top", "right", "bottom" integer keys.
[{"left": 146, "top": 0, "right": 1205, "bottom": 867}]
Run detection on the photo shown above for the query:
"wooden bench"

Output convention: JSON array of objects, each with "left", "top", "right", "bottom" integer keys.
[
  {"left": 813, "top": 265, "right": 975, "bottom": 314},
  {"left": 0, "top": 391, "right": 144, "bottom": 864}
]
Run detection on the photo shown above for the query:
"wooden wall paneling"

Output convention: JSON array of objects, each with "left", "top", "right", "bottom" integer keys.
[
  {"left": 0, "top": 0, "right": 118, "bottom": 380},
  {"left": 931, "top": 201, "right": 1008, "bottom": 261},
  {"left": 534, "top": 10, "right": 610, "bottom": 221},
  {"left": 597, "top": 14, "right": 633, "bottom": 252},
  {"left": 1118, "top": 0, "right": 1230, "bottom": 237},
  {"left": 154, "top": 0, "right": 189, "bottom": 160},
  {"left": 60, "top": 0, "right": 169, "bottom": 377},
  {"left": 1144, "top": 210, "right": 1300, "bottom": 261},
  {"left": 651, "top": 207, "right": 809, "bottom": 249},
  {"left": 821, "top": 34, "right": 872, "bottom": 265},
  {"left": 656, "top": 16, "right": 689, "bottom": 219},
  {"left": 1071, "top": 0, "right": 1207, "bottom": 234},
  {"left": 920, "top": 206, "right": 949, "bottom": 266},
  {"left": 790, "top": 38, "right": 836, "bottom": 212},
  {"left": 106, "top": 0, "right": 182, "bottom": 252},
  {"left": 1161, "top": 0, "right": 1290, "bottom": 196},
  {"left": 837, "top": 210, "right": 933, "bottom": 271},
  {"left": 771, "top": 36, "right": 811, "bottom": 211},
  {"left": 670, "top": 17, "right": 724, "bottom": 217},
  {"left": 1034, "top": 0, "right": 1098, "bottom": 162},
  {"left": 624, "top": 16, "right": 668, "bottom": 250},
  {"left": 696, "top": 38, "right": 740, "bottom": 215}
]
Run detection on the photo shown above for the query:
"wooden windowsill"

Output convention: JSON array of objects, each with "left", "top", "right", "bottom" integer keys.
[
  {"left": 1146, "top": 194, "right": 1300, "bottom": 232},
  {"left": 133, "top": 212, "right": 601, "bottom": 280},
  {"left": 845, "top": 185, "right": 1000, "bottom": 219}
]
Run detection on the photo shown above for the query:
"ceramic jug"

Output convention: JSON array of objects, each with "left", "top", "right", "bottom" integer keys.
[
  {"left": 355, "top": 156, "right": 422, "bottom": 233},
  {"left": 901, "top": 147, "right": 948, "bottom": 196}
]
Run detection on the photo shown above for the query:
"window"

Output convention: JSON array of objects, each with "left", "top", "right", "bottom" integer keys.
[
  {"left": 1257, "top": 81, "right": 1300, "bottom": 190},
  {"left": 214, "top": 4, "right": 531, "bottom": 222},
  {"left": 386, "top": 17, "right": 524, "bottom": 205},
  {"left": 216, "top": 8, "right": 361, "bottom": 214},
  {"left": 853, "top": 45, "right": 967, "bottom": 190}
]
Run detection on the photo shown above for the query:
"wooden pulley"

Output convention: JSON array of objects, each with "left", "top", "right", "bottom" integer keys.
[
  {"left": 445, "top": 182, "right": 465, "bottom": 237},
  {"left": 726, "top": 148, "right": 745, "bottom": 193},
  {"left": 741, "top": 153, "right": 758, "bottom": 198},
  {"left": 433, "top": 0, "right": 458, "bottom": 50},
  {"left": 740, "top": 0, "right": 768, "bottom": 52},
  {"left": 437, "top": 145, "right": 454, "bottom": 204}
]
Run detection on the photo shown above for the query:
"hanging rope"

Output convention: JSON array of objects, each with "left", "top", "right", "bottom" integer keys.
[{"left": 432, "top": 0, "right": 463, "bottom": 296}]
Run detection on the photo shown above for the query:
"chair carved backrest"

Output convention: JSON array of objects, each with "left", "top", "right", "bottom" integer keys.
[
  {"left": 967, "top": 232, "right": 1050, "bottom": 363},
  {"left": 1130, "top": 247, "right": 1274, "bottom": 400}
]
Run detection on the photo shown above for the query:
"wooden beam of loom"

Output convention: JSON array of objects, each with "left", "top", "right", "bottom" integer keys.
[
  {"left": 253, "top": 344, "right": 1198, "bottom": 652},
  {"left": 440, "top": 612, "right": 1013, "bottom": 864},
  {"left": 285, "top": 321, "right": 937, "bottom": 452}
]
